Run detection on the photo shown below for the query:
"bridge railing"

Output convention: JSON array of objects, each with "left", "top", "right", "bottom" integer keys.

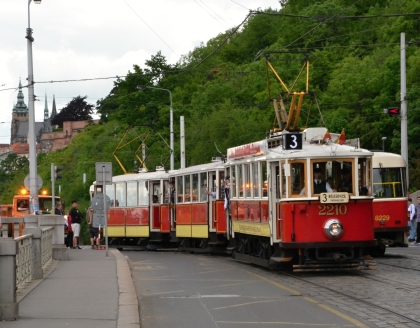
[{"left": 0, "top": 215, "right": 68, "bottom": 321}]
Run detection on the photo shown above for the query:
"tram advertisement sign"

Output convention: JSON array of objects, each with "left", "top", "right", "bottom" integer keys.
[{"left": 320, "top": 192, "right": 349, "bottom": 204}]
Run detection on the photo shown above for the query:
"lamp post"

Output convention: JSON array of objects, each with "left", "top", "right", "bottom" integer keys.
[
  {"left": 26, "top": 0, "right": 41, "bottom": 214},
  {"left": 382, "top": 137, "right": 387, "bottom": 152},
  {"left": 137, "top": 85, "right": 174, "bottom": 170}
]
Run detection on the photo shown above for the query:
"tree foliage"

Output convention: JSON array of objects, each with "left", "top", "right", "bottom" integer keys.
[{"left": 51, "top": 96, "right": 94, "bottom": 128}]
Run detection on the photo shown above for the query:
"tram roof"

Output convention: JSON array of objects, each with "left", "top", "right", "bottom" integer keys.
[
  {"left": 93, "top": 169, "right": 170, "bottom": 185},
  {"left": 372, "top": 151, "right": 406, "bottom": 168},
  {"left": 169, "top": 161, "right": 224, "bottom": 177},
  {"left": 226, "top": 140, "right": 373, "bottom": 164}
]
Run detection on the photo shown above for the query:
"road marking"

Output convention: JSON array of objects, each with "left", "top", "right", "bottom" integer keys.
[
  {"left": 145, "top": 290, "right": 186, "bottom": 296},
  {"left": 212, "top": 299, "right": 282, "bottom": 310},
  {"left": 246, "top": 271, "right": 369, "bottom": 328},
  {"left": 203, "top": 281, "right": 255, "bottom": 289}
]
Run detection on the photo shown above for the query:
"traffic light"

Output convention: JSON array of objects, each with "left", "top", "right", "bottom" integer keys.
[
  {"left": 383, "top": 107, "right": 400, "bottom": 117},
  {"left": 54, "top": 166, "right": 63, "bottom": 180},
  {"left": 51, "top": 163, "right": 63, "bottom": 182}
]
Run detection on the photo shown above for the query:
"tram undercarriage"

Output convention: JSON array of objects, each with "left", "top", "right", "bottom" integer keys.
[
  {"left": 178, "top": 234, "right": 228, "bottom": 254},
  {"left": 230, "top": 233, "right": 377, "bottom": 272}
]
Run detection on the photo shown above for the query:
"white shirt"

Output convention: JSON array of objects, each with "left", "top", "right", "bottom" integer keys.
[{"left": 408, "top": 203, "right": 415, "bottom": 221}]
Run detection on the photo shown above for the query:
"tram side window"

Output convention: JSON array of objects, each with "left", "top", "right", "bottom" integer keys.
[
  {"left": 106, "top": 184, "right": 115, "bottom": 207},
  {"left": 358, "top": 159, "right": 369, "bottom": 196},
  {"left": 184, "top": 175, "right": 191, "bottom": 202},
  {"left": 177, "top": 176, "right": 184, "bottom": 203},
  {"left": 152, "top": 184, "right": 160, "bottom": 203},
  {"left": 163, "top": 181, "right": 170, "bottom": 204},
  {"left": 230, "top": 166, "right": 236, "bottom": 198},
  {"left": 192, "top": 174, "right": 199, "bottom": 202},
  {"left": 252, "top": 163, "right": 259, "bottom": 198},
  {"left": 115, "top": 182, "right": 126, "bottom": 207},
  {"left": 138, "top": 181, "right": 148, "bottom": 206},
  {"left": 200, "top": 172, "right": 207, "bottom": 201},
  {"left": 281, "top": 163, "right": 286, "bottom": 197},
  {"left": 126, "top": 182, "right": 137, "bottom": 206},
  {"left": 244, "top": 164, "right": 251, "bottom": 198},
  {"left": 261, "top": 162, "right": 267, "bottom": 197},
  {"left": 238, "top": 165, "right": 243, "bottom": 197},
  {"left": 291, "top": 163, "right": 305, "bottom": 195}
]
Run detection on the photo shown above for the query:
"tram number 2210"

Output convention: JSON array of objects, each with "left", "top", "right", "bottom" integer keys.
[{"left": 318, "top": 204, "right": 348, "bottom": 216}]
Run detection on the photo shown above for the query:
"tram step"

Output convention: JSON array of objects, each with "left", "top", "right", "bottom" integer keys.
[{"left": 270, "top": 256, "right": 293, "bottom": 263}]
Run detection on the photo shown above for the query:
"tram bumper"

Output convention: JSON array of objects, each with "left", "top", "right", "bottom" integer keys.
[{"left": 281, "top": 241, "right": 377, "bottom": 272}]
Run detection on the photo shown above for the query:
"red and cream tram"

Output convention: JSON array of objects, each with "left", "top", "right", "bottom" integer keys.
[
  {"left": 93, "top": 167, "right": 174, "bottom": 249},
  {"left": 371, "top": 152, "right": 408, "bottom": 255},
  {"left": 225, "top": 127, "right": 377, "bottom": 271},
  {"left": 168, "top": 159, "right": 227, "bottom": 251}
]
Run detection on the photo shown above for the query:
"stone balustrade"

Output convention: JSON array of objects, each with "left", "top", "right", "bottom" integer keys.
[{"left": 0, "top": 214, "right": 68, "bottom": 321}]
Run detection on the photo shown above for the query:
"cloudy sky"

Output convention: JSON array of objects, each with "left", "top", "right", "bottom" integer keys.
[{"left": 0, "top": 0, "right": 279, "bottom": 144}]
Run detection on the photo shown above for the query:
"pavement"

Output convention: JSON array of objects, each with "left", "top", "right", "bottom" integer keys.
[{"left": 2, "top": 247, "right": 140, "bottom": 328}]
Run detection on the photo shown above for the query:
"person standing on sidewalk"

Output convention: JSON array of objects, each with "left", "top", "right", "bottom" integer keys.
[
  {"left": 86, "top": 206, "right": 98, "bottom": 249},
  {"left": 414, "top": 196, "right": 420, "bottom": 245},
  {"left": 55, "top": 203, "right": 64, "bottom": 215},
  {"left": 69, "top": 200, "right": 83, "bottom": 249},
  {"left": 408, "top": 198, "right": 416, "bottom": 242}
]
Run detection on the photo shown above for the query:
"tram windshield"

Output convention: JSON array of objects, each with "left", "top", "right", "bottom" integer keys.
[{"left": 373, "top": 167, "right": 405, "bottom": 198}]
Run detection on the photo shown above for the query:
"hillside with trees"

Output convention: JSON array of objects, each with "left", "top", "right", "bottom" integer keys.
[{"left": 2, "top": 0, "right": 420, "bottom": 212}]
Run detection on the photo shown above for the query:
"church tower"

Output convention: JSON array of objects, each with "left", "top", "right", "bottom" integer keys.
[
  {"left": 10, "top": 80, "right": 29, "bottom": 144},
  {"left": 44, "top": 93, "right": 49, "bottom": 121}
]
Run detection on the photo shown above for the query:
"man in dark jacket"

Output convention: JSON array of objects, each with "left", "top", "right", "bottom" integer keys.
[{"left": 69, "top": 200, "right": 83, "bottom": 249}]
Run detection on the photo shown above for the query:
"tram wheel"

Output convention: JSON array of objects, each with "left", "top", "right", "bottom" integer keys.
[{"left": 373, "top": 245, "right": 386, "bottom": 257}]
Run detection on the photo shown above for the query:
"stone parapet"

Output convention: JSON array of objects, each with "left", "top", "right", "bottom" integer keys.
[{"left": 0, "top": 238, "right": 19, "bottom": 320}]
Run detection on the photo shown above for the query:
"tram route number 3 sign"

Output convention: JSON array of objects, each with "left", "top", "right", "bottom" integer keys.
[
  {"left": 282, "top": 133, "right": 302, "bottom": 150},
  {"left": 320, "top": 192, "right": 349, "bottom": 204}
]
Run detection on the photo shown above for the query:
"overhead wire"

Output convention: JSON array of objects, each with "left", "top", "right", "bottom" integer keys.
[
  {"left": 194, "top": 0, "right": 230, "bottom": 29},
  {"left": 122, "top": 0, "right": 180, "bottom": 59}
]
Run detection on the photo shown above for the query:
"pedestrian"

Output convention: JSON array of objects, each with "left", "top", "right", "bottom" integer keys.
[
  {"left": 55, "top": 203, "right": 64, "bottom": 215},
  {"left": 69, "top": 200, "right": 83, "bottom": 249},
  {"left": 86, "top": 206, "right": 98, "bottom": 249},
  {"left": 408, "top": 198, "right": 416, "bottom": 242},
  {"left": 65, "top": 215, "right": 74, "bottom": 248},
  {"left": 414, "top": 196, "right": 420, "bottom": 245}
]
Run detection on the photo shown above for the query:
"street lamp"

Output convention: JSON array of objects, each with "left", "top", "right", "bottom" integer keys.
[
  {"left": 26, "top": 0, "right": 41, "bottom": 214},
  {"left": 137, "top": 85, "right": 174, "bottom": 170},
  {"left": 382, "top": 137, "right": 387, "bottom": 152}
]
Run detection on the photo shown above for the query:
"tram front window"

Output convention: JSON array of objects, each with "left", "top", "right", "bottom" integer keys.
[{"left": 373, "top": 168, "right": 404, "bottom": 198}]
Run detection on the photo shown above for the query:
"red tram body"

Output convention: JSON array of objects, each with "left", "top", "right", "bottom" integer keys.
[
  {"left": 371, "top": 152, "right": 408, "bottom": 255},
  {"left": 95, "top": 168, "right": 174, "bottom": 249},
  {"left": 226, "top": 128, "right": 376, "bottom": 271},
  {"left": 169, "top": 160, "right": 227, "bottom": 250}
]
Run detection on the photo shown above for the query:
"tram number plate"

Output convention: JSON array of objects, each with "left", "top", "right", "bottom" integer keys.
[{"left": 320, "top": 192, "right": 349, "bottom": 204}]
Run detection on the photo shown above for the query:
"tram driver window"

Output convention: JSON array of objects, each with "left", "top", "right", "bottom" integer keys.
[{"left": 291, "top": 163, "right": 305, "bottom": 195}]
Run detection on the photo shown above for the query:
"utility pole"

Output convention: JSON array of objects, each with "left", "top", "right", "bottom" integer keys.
[{"left": 401, "top": 33, "right": 409, "bottom": 188}]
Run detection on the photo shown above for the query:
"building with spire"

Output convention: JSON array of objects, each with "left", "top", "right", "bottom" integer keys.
[
  {"left": 10, "top": 80, "right": 47, "bottom": 145},
  {"left": 3, "top": 80, "right": 98, "bottom": 157}
]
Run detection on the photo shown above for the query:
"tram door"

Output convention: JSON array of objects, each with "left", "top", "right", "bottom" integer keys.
[
  {"left": 150, "top": 182, "right": 162, "bottom": 232},
  {"left": 208, "top": 172, "right": 216, "bottom": 233},
  {"left": 269, "top": 162, "right": 282, "bottom": 241}
]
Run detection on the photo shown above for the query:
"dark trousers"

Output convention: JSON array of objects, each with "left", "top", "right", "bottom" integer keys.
[
  {"left": 66, "top": 232, "right": 74, "bottom": 248},
  {"left": 416, "top": 222, "right": 420, "bottom": 243}
]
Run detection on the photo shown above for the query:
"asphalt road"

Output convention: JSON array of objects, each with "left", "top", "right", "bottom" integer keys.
[{"left": 124, "top": 251, "right": 375, "bottom": 328}]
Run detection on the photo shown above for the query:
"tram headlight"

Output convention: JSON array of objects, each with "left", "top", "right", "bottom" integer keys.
[{"left": 324, "top": 219, "right": 343, "bottom": 239}]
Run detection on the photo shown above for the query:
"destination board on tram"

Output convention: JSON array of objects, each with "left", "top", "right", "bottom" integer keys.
[{"left": 282, "top": 133, "right": 302, "bottom": 150}]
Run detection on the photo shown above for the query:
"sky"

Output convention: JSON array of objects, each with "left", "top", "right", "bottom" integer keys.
[{"left": 0, "top": 0, "right": 279, "bottom": 144}]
